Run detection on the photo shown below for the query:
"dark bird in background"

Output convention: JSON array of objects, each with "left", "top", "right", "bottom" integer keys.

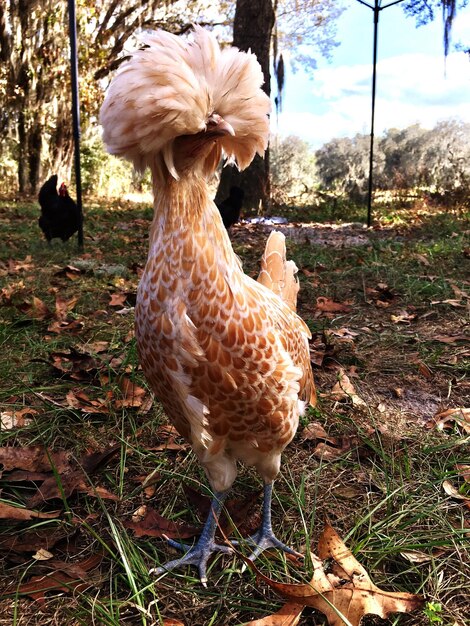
[
  {"left": 216, "top": 185, "right": 244, "bottom": 229},
  {"left": 38, "top": 174, "right": 80, "bottom": 243}
]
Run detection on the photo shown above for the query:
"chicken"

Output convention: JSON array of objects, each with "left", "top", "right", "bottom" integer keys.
[
  {"left": 100, "top": 26, "right": 316, "bottom": 584},
  {"left": 38, "top": 175, "right": 80, "bottom": 243},
  {"left": 216, "top": 185, "right": 244, "bottom": 229}
]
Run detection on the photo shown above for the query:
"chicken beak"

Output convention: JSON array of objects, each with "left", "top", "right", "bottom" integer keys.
[{"left": 206, "top": 113, "right": 235, "bottom": 137}]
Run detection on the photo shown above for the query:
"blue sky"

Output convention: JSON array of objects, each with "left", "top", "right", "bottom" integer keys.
[{"left": 276, "top": 0, "right": 470, "bottom": 147}]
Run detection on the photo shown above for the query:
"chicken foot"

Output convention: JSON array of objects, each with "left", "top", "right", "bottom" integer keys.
[
  {"left": 236, "top": 482, "right": 303, "bottom": 563},
  {"left": 150, "top": 491, "right": 233, "bottom": 586}
]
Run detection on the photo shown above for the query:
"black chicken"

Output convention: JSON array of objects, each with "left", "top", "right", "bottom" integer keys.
[
  {"left": 216, "top": 185, "right": 244, "bottom": 229},
  {"left": 38, "top": 175, "right": 80, "bottom": 243}
]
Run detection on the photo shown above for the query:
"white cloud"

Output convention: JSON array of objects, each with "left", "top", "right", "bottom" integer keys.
[{"left": 276, "top": 51, "right": 470, "bottom": 147}]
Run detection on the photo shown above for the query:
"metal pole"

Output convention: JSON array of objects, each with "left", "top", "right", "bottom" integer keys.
[
  {"left": 356, "top": 0, "right": 406, "bottom": 227},
  {"left": 367, "top": 2, "right": 379, "bottom": 228},
  {"left": 67, "top": 0, "right": 84, "bottom": 249}
]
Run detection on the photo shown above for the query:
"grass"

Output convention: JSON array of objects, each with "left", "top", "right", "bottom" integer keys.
[{"left": 0, "top": 196, "right": 469, "bottom": 625}]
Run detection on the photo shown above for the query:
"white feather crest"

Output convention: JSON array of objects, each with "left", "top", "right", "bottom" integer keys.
[{"left": 100, "top": 26, "right": 271, "bottom": 178}]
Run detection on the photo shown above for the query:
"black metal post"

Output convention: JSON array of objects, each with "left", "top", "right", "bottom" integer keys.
[
  {"left": 67, "top": 0, "right": 84, "bottom": 249},
  {"left": 367, "top": 2, "right": 379, "bottom": 228},
  {"left": 356, "top": 0, "right": 406, "bottom": 227}
]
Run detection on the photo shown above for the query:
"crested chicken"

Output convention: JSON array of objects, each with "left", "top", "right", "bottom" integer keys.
[{"left": 100, "top": 26, "right": 316, "bottom": 584}]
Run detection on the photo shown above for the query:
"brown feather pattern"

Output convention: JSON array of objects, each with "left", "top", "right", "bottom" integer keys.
[{"left": 101, "top": 28, "right": 316, "bottom": 495}]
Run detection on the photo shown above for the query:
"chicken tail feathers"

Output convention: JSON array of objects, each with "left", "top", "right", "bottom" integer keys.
[{"left": 257, "top": 231, "right": 299, "bottom": 312}]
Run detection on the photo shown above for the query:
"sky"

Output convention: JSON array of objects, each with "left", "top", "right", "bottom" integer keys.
[{"left": 275, "top": 0, "right": 470, "bottom": 148}]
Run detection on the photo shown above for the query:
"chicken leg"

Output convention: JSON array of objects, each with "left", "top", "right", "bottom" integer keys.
[
  {"left": 151, "top": 491, "right": 233, "bottom": 585},
  {"left": 236, "top": 482, "right": 303, "bottom": 562}
]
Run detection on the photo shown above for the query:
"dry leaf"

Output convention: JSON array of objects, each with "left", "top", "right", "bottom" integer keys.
[
  {"left": 16, "top": 572, "right": 87, "bottom": 604},
  {"left": 442, "top": 480, "right": 470, "bottom": 503},
  {"left": 244, "top": 603, "right": 304, "bottom": 625},
  {"left": 0, "top": 502, "right": 60, "bottom": 521},
  {"left": 333, "top": 485, "right": 364, "bottom": 500},
  {"left": 414, "top": 253, "right": 431, "bottom": 266},
  {"left": 327, "top": 328, "right": 359, "bottom": 338},
  {"left": 109, "top": 292, "right": 127, "bottom": 306},
  {"left": 391, "top": 310, "right": 416, "bottom": 324},
  {"left": 33, "top": 548, "right": 54, "bottom": 561},
  {"left": 329, "top": 369, "right": 366, "bottom": 406},
  {"left": 49, "top": 348, "right": 98, "bottom": 380},
  {"left": 366, "top": 283, "right": 397, "bottom": 307},
  {"left": 312, "top": 438, "right": 357, "bottom": 461},
  {"left": 449, "top": 283, "right": 469, "bottom": 300},
  {"left": 15, "top": 553, "right": 102, "bottom": 604},
  {"left": 430, "top": 408, "right": 470, "bottom": 434},
  {"left": 400, "top": 550, "right": 434, "bottom": 564},
  {"left": 47, "top": 319, "right": 84, "bottom": 335},
  {"left": 239, "top": 523, "right": 423, "bottom": 626},
  {"left": 434, "top": 334, "right": 469, "bottom": 344},
  {"left": 416, "top": 360, "right": 433, "bottom": 380},
  {"left": 124, "top": 506, "right": 201, "bottom": 539},
  {"left": 66, "top": 389, "right": 111, "bottom": 414},
  {"left": 0, "top": 527, "right": 73, "bottom": 553},
  {"left": 0, "top": 446, "right": 70, "bottom": 473},
  {"left": 54, "top": 295, "right": 79, "bottom": 320},
  {"left": 114, "top": 376, "right": 147, "bottom": 408},
  {"left": 27, "top": 470, "right": 119, "bottom": 507},
  {"left": 19, "top": 296, "right": 52, "bottom": 320},
  {"left": 54, "top": 264, "right": 83, "bottom": 280},
  {"left": 26, "top": 446, "right": 120, "bottom": 507},
  {"left": 1, "top": 407, "right": 37, "bottom": 429},
  {"left": 455, "top": 464, "right": 470, "bottom": 483},
  {"left": 301, "top": 422, "right": 329, "bottom": 441},
  {"left": 84, "top": 340, "right": 110, "bottom": 353},
  {"left": 431, "top": 299, "right": 465, "bottom": 308},
  {"left": 316, "top": 297, "right": 351, "bottom": 314}
]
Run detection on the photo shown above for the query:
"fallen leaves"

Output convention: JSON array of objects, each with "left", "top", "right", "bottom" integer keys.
[
  {"left": 390, "top": 310, "right": 417, "bottom": 324},
  {"left": 301, "top": 422, "right": 359, "bottom": 462},
  {"left": 315, "top": 296, "right": 351, "bottom": 316},
  {"left": 442, "top": 480, "right": 470, "bottom": 508},
  {"left": 246, "top": 603, "right": 303, "bottom": 625},
  {"left": 15, "top": 553, "right": 104, "bottom": 605},
  {"left": 434, "top": 334, "right": 469, "bottom": 344},
  {"left": 124, "top": 505, "right": 201, "bottom": 539},
  {"left": 455, "top": 464, "right": 470, "bottom": 483},
  {"left": 366, "top": 283, "right": 397, "bottom": 308},
  {"left": 0, "top": 527, "right": 73, "bottom": 553},
  {"left": 428, "top": 408, "right": 470, "bottom": 434},
  {"left": 17, "top": 293, "right": 84, "bottom": 334},
  {"left": 328, "top": 369, "right": 366, "bottom": 407},
  {"left": 62, "top": 376, "right": 151, "bottom": 415},
  {"left": 243, "top": 524, "right": 424, "bottom": 626},
  {"left": 0, "top": 502, "right": 60, "bottom": 521},
  {"left": 0, "top": 444, "right": 120, "bottom": 515},
  {"left": 48, "top": 347, "right": 99, "bottom": 380},
  {"left": 0, "top": 446, "right": 70, "bottom": 473},
  {"left": 1, "top": 407, "right": 37, "bottom": 429}
]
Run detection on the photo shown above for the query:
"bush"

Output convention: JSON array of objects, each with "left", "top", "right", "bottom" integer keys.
[{"left": 270, "top": 134, "right": 318, "bottom": 205}]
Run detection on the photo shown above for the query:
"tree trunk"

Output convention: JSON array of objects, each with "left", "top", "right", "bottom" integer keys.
[
  {"left": 215, "top": 0, "right": 275, "bottom": 213},
  {"left": 17, "top": 111, "right": 27, "bottom": 194},
  {"left": 28, "top": 120, "right": 42, "bottom": 194},
  {"left": 50, "top": 106, "right": 74, "bottom": 182}
]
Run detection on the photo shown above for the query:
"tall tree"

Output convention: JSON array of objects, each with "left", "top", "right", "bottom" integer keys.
[
  {"left": 216, "top": 0, "right": 341, "bottom": 211},
  {"left": 216, "top": 0, "right": 276, "bottom": 211},
  {"left": 0, "top": 0, "right": 184, "bottom": 193}
]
